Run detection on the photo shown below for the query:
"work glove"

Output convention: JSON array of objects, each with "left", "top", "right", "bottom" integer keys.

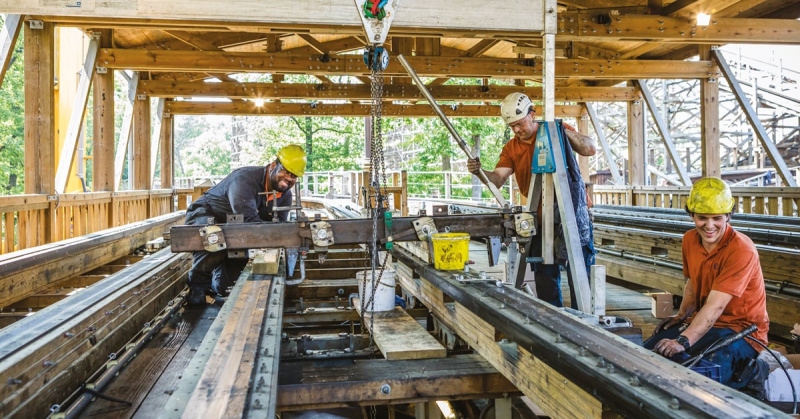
[{"left": 467, "top": 157, "right": 482, "bottom": 175}]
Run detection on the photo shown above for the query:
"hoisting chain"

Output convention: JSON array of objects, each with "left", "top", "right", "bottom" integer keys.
[{"left": 360, "top": 60, "right": 391, "bottom": 354}]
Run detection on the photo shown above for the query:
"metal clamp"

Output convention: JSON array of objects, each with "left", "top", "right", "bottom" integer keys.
[
  {"left": 513, "top": 213, "right": 536, "bottom": 238},
  {"left": 412, "top": 217, "right": 438, "bottom": 240},
  {"left": 310, "top": 221, "right": 334, "bottom": 247},
  {"left": 199, "top": 225, "right": 227, "bottom": 252}
]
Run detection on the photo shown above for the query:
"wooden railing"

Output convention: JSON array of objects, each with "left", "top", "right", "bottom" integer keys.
[
  {"left": 0, "top": 188, "right": 204, "bottom": 255},
  {"left": 593, "top": 185, "right": 800, "bottom": 217}
]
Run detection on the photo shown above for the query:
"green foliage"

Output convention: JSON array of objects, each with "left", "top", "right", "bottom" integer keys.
[{"left": 0, "top": 22, "right": 24, "bottom": 195}]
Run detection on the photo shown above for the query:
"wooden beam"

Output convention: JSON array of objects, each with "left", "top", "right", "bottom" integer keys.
[
  {"left": 149, "top": 98, "right": 165, "bottom": 188},
  {"left": 55, "top": 38, "right": 98, "bottom": 193},
  {"left": 277, "top": 354, "right": 518, "bottom": 410},
  {"left": 627, "top": 83, "right": 645, "bottom": 186},
  {"left": 0, "top": 14, "right": 21, "bottom": 88},
  {"left": 133, "top": 93, "right": 152, "bottom": 190},
  {"left": 93, "top": 31, "right": 115, "bottom": 192},
  {"left": 0, "top": 213, "right": 183, "bottom": 308},
  {"left": 164, "top": 101, "right": 584, "bottom": 118},
  {"left": 354, "top": 301, "right": 446, "bottom": 360},
  {"left": 23, "top": 20, "right": 55, "bottom": 195},
  {"left": 699, "top": 46, "right": 720, "bottom": 179},
  {"left": 160, "top": 102, "right": 174, "bottom": 189},
  {"left": 712, "top": 48, "right": 797, "bottom": 187},
  {"left": 634, "top": 80, "right": 691, "bottom": 185},
  {"left": 7, "top": 1, "right": 545, "bottom": 34},
  {"left": 557, "top": 13, "right": 800, "bottom": 44},
  {"left": 96, "top": 49, "right": 723, "bottom": 80},
  {"left": 297, "top": 34, "right": 330, "bottom": 55},
  {"left": 114, "top": 72, "right": 138, "bottom": 191},
  {"left": 139, "top": 81, "right": 638, "bottom": 102}
]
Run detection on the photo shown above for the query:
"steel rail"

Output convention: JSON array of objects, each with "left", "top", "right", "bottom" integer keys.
[
  {"left": 392, "top": 246, "right": 786, "bottom": 418},
  {"left": 170, "top": 213, "right": 528, "bottom": 252}
]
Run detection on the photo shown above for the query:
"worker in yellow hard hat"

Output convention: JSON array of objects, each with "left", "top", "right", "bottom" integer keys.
[
  {"left": 645, "top": 177, "right": 769, "bottom": 392},
  {"left": 184, "top": 144, "right": 307, "bottom": 305}
]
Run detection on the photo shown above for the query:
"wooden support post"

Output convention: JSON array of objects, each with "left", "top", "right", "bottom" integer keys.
[
  {"left": 133, "top": 91, "right": 152, "bottom": 191},
  {"left": 114, "top": 72, "right": 139, "bottom": 191},
  {"left": 700, "top": 46, "right": 720, "bottom": 178},
  {"left": 627, "top": 83, "right": 645, "bottom": 187},
  {"left": 93, "top": 30, "right": 115, "bottom": 192},
  {"left": 160, "top": 102, "right": 174, "bottom": 190},
  {"left": 577, "top": 111, "right": 591, "bottom": 183},
  {"left": 0, "top": 14, "right": 22, "bottom": 88},
  {"left": 149, "top": 98, "right": 165, "bottom": 188},
  {"left": 24, "top": 20, "right": 55, "bottom": 196}
]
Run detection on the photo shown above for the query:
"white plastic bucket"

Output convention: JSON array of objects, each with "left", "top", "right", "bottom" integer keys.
[{"left": 356, "top": 269, "right": 396, "bottom": 313}]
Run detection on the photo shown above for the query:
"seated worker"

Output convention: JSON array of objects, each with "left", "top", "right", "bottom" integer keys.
[
  {"left": 468, "top": 92, "right": 596, "bottom": 308},
  {"left": 645, "top": 177, "right": 769, "bottom": 389},
  {"left": 184, "top": 144, "right": 306, "bottom": 305}
]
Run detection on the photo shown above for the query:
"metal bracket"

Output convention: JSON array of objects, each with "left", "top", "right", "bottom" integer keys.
[
  {"left": 412, "top": 217, "right": 438, "bottom": 240},
  {"left": 309, "top": 221, "right": 334, "bottom": 247},
  {"left": 28, "top": 20, "right": 44, "bottom": 30},
  {"left": 513, "top": 213, "right": 536, "bottom": 238},
  {"left": 96, "top": 66, "right": 108, "bottom": 74},
  {"left": 137, "top": 94, "right": 147, "bottom": 100},
  {"left": 199, "top": 225, "right": 227, "bottom": 252},
  {"left": 486, "top": 236, "right": 501, "bottom": 267},
  {"left": 354, "top": 0, "right": 400, "bottom": 45}
]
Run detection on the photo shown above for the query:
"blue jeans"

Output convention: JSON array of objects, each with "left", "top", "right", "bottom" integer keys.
[
  {"left": 532, "top": 242, "right": 595, "bottom": 309},
  {"left": 644, "top": 326, "right": 758, "bottom": 389}
]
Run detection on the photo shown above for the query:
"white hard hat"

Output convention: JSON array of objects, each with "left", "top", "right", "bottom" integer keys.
[{"left": 500, "top": 92, "right": 533, "bottom": 124}]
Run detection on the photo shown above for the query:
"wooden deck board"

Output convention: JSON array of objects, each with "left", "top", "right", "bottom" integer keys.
[{"left": 354, "top": 298, "right": 446, "bottom": 360}]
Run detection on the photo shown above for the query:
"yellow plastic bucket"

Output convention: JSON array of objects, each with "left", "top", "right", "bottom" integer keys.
[{"left": 431, "top": 233, "right": 470, "bottom": 270}]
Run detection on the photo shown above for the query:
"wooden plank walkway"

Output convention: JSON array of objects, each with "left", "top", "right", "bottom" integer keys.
[{"left": 354, "top": 297, "right": 446, "bottom": 360}]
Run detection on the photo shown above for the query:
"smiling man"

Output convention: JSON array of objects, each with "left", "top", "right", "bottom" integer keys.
[
  {"left": 184, "top": 144, "right": 306, "bottom": 305},
  {"left": 644, "top": 177, "right": 769, "bottom": 390}
]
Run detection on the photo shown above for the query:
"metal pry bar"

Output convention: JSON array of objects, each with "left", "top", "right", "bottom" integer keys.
[{"left": 396, "top": 54, "right": 509, "bottom": 208}]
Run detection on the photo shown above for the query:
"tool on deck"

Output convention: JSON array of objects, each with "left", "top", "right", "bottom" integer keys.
[{"left": 396, "top": 54, "right": 509, "bottom": 208}]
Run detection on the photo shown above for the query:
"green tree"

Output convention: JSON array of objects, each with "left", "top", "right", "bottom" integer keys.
[{"left": 0, "top": 18, "right": 24, "bottom": 195}]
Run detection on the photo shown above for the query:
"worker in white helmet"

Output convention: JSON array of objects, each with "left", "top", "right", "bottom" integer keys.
[
  {"left": 646, "top": 177, "right": 769, "bottom": 392},
  {"left": 468, "top": 92, "right": 596, "bottom": 308}
]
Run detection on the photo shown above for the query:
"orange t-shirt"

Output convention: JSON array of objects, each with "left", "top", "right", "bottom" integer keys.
[
  {"left": 497, "top": 135, "right": 536, "bottom": 198},
  {"left": 682, "top": 224, "right": 769, "bottom": 351}
]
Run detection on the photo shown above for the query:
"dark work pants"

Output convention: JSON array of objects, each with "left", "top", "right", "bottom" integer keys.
[
  {"left": 644, "top": 326, "right": 758, "bottom": 389},
  {"left": 185, "top": 206, "right": 247, "bottom": 295},
  {"left": 530, "top": 229, "right": 595, "bottom": 309}
]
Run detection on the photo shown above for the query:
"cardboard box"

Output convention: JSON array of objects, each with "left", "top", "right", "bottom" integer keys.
[
  {"left": 650, "top": 292, "right": 673, "bottom": 319},
  {"left": 766, "top": 354, "right": 800, "bottom": 402}
]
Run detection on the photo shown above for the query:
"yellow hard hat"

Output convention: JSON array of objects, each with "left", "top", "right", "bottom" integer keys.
[
  {"left": 687, "top": 177, "right": 734, "bottom": 214},
  {"left": 276, "top": 144, "right": 307, "bottom": 177}
]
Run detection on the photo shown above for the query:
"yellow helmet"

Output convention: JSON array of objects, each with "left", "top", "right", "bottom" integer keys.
[
  {"left": 687, "top": 177, "right": 734, "bottom": 214},
  {"left": 276, "top": 144, "right": 306, "bottom": 177}
]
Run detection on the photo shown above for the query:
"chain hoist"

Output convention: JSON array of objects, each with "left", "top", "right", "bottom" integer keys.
[{"left": 354, "top": 0, "right": 399, "bottom": 351}]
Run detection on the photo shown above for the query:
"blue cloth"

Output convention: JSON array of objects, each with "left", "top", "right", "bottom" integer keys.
[
  {"left": 529, "top": 121, "right": 596, "bottom": 309},
  {"left": 644, "top": 325, "right": 758, "bottom": 389}
]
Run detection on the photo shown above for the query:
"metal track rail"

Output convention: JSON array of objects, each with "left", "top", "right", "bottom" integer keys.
[
  {"left": 392, "top": 246, "right": 785, "bottom": 418},
  {"left": 0, "top": 247, "right": 189, "bottom": 418}
]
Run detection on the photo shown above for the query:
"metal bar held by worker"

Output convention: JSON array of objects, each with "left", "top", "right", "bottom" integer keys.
[{"left": 396, "top": 54, "right": 509, "bottom": 207}]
